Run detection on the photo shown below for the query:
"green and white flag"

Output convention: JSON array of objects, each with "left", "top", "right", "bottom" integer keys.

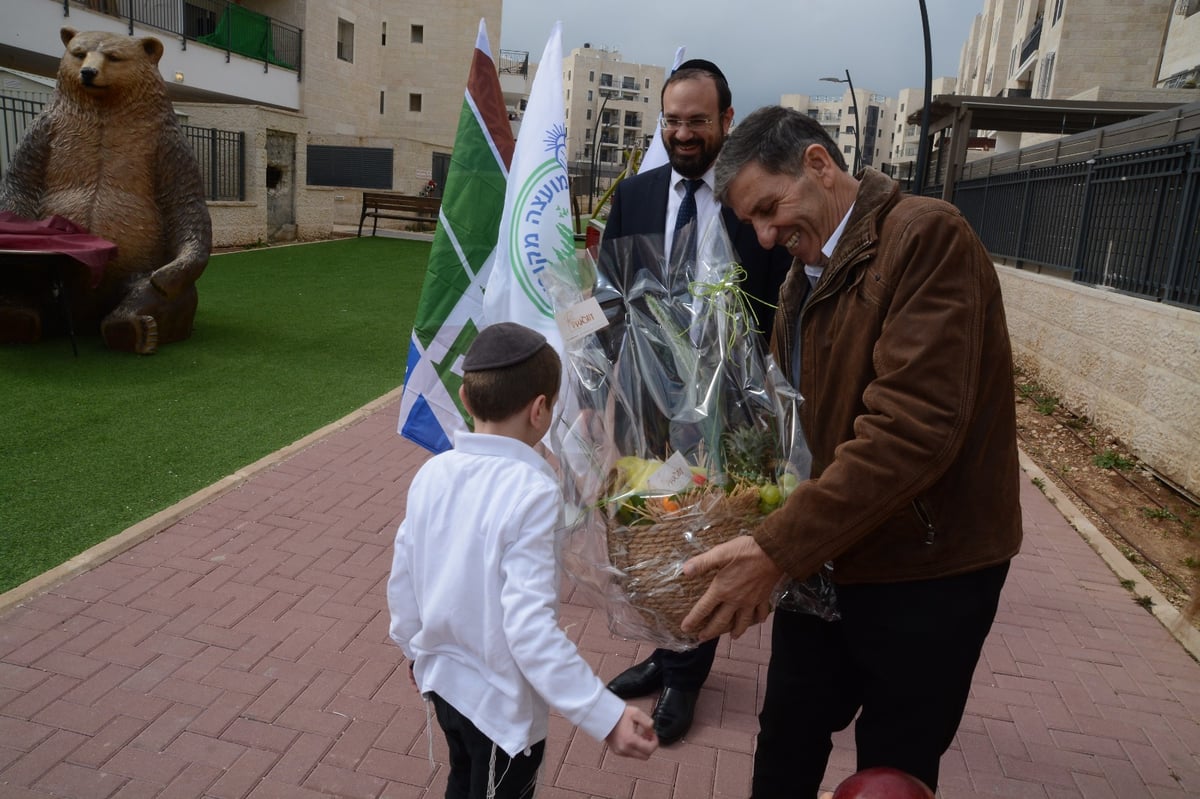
[{"left": 397, "top": 19, "right": 515, "bottom": 453}]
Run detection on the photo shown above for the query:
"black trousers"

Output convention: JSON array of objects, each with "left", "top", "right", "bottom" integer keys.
[
  {"left": 649, "top": 637, "right": 718, "bottom": 691},
  {"left": 751, "top": 561, "right": 1010, "bottom": 798},
  {"left": 430, "top": 693, "right": 545, "bottom": 799}
]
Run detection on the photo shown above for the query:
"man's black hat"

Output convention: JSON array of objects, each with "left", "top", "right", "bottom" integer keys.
[
  {"left": 672, "top": 59, "right": 727, "bottom": 82},
  {"left": 462, "top": 322, "right": 548, "bottom": 371}
]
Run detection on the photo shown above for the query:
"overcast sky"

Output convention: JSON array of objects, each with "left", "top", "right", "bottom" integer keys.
[{"left": 499, "top": 0, "right": 984, "bottom": 115}]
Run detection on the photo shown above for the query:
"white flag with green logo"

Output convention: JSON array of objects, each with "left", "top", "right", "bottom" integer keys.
[
  {"left": 397, "top": 19, "right": 515, "bottom": 453},
  {"left": 482, "top": 20, "right": 573, "bottom": 360}
]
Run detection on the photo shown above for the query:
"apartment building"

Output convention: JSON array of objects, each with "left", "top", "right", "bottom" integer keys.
[
  {"left": 957, "top": 0, "right": 1200, "bottom": 148},
  {"left": 889, "top": 77, "right": 959, "bottom": 175},
  {"left": 561, "top": 45, "right": 664, "bottom": 194},
  {"left": 1, "top": 0, "right": 502, "bottom": 246},
  {"left": 780, "top": 86, "right": 894, "bottom": 173}
]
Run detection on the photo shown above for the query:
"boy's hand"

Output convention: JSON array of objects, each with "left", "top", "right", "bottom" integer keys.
[{"left": 605, "top": 705, "right": 658, "bottom": 759}]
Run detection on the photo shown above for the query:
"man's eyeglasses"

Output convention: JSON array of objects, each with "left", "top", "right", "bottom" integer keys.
[{"left": 660, "top": 116, "right": 714, "bottom": 132}]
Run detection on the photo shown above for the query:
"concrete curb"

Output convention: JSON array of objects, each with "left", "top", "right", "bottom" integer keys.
[
  {"left": 1018, "top": 448, "right": 1200, "bottom": 662},
  {"left": 0, "top": 385, "right": 407, "bottom": 616}
]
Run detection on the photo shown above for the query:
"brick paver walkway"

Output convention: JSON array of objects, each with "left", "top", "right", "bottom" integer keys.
[{"left": 2, "top": 394, "right": 1198, "bottom": 798}]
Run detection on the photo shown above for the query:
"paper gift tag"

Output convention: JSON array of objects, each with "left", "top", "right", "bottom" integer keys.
[
  {"left": 647, "top": 451, "right": 695, "bottom": 493},
  {"left": 556, "top": 296, "right": 607, "bottom": 344}
]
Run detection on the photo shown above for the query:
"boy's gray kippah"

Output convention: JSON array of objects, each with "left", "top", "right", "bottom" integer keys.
[{"left": 462, "top": 322, "right": 548, "bottom": 371}]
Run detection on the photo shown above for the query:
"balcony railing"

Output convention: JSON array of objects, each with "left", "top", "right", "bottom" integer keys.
[
  {"left": 1020, "top": 17, "right": 1043, "bottom": 66},
  {"left": 66, "top": 0, "right": 303, "bottom": 76},
  {"left": 499, "top": 50, "right": 529, "bottom": 77}
]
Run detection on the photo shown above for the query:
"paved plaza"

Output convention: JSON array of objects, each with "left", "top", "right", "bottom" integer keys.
[{"left": 1, "top": 391, "right": 1198, "bottom": 798}]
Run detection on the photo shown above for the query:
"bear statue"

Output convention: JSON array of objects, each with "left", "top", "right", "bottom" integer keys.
[{"left": 0, "top": 27, "right": 212, "bottom": 354}]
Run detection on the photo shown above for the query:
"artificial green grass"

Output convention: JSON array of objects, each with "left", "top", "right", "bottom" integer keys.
[{"left": 0, "top": 236, "right": 429, "bottom": 594}]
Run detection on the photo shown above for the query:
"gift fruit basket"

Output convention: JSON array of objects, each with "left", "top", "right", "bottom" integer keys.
[{"left": 546, "top": 227, "right": 834, "bottom": 649}]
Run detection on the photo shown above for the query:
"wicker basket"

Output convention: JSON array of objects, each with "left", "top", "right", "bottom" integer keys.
[{"left": 605, "top": 484, "right": 762, "bottom": 643}]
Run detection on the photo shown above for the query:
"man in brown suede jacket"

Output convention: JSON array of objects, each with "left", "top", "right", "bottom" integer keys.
[{"left": 681, "top": 106, "right": 1023, "bottom": 797}]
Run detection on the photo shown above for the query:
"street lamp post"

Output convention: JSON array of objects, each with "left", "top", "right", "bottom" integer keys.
[
  {"left": 914, "top": 0, "right": 933, "bottom": 194},
  {"left": 588, "top": 92, "right": 611, "bottom": 214},
  {"left": 820, "top": 70, "right": 861, "bottom": 174}
]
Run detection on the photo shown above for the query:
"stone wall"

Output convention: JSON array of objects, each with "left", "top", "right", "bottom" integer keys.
[
  {"left": 997, "top": 265, "right": 1200, "bottom": 497},
  {"left": 176, "top": 102, "right": 337, "bottom": 248}
]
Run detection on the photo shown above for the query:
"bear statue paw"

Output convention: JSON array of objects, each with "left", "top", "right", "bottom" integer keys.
[
  {"left": 101, "top": 314, "right": 159, "bottom": 355},
  {"left": 0, "top": 304, "right": 44, "bottom": 345}
]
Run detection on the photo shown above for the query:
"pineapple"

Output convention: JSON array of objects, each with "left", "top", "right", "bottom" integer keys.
[{"left": 721, "top": 424, "right": 777, "bottom": 484}]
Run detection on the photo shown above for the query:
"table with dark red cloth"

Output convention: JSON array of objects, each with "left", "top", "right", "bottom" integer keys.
[{"left": 0, "top": 211, "right": 118, "bottom": 353}]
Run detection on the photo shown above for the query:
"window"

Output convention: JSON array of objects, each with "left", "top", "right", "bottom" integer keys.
[
  {"left": 1178, "top": 0, "right": 1200, "bottom": 17},
  {"left": 409, "top": 93, "right": 422, "bottom": 112},
  {"left": 644, "top": 77, "right": 650, "bottom": 89},
  {"left": 411, "top": 24, "right": 423, "bottom": 44},
  {"left": 379, "top": 90, "right": 385, "bottom": 114},
  {"left": 843, "top": 145, "right": 853, "bottom": 154},
  {"left": 586, "top": 108, "right": 592, "bottom": 120},
  {"left": 1052, "top": 0, "right": 1064, "bottom": 23},
  {"left": 587, "top": 89, "right": 593, "bottom": 101},
  {"left": 381, "top": 21, "right": 386, "bottom": 46},
  {"left": 337, "top": 18, "right": 354, "bottom": 62},
  {"left": 589, "top": 70, "right": 595, "bottom": 82},
  {"left": 307, "top": 145, "right": 392, "bottom": 188}
]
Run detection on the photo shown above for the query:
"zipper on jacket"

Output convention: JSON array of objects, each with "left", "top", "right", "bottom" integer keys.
[{"left": 913, "top": 498, "right": 936, "bottom": 545}]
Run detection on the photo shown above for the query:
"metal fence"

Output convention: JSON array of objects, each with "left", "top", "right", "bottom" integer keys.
[
  {"left": 180, "top": 123, "right": 246, "bottom": 201},
  {"left": 65, "top": 0, "right": 302, "bottom": 75},
  {"left": 0, "top": 94, "right": 245, "bottom": 201},
  {"left": 943, "top": 104, "right": 1200, "bottom": 310}
]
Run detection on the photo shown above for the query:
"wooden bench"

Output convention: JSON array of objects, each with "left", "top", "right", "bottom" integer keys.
[{"left": 357, "top": 192, "right": 440, "bottom": 236}]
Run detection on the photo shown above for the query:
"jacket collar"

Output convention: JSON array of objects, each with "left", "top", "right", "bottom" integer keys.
[{"left": 831, "top": 168, "right": 901, "bottom": 269}]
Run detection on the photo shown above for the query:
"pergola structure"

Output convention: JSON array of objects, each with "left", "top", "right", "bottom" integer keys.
[{"left": 906, "top": 94, "right": 1182, "bottom": 200}]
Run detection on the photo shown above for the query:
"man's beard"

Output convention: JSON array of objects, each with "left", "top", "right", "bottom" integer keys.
[{"left": 667, "top": 136, "right": 723, "bottom": 178}]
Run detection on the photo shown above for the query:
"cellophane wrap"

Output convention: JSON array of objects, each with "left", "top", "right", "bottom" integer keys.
[{"left": 547, "top": 224, "right": 837, "bottom": 651}]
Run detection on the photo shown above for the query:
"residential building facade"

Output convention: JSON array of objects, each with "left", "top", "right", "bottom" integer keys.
[
  {"left": 779, "top": 87, "right": 894, "bottom": 173},
  {"left": 561, "top": 45, "right": 663, "bottom": 195},
  {"left": 1, "top": 0, "right": 503, "bottom": 246},
  {"left": 958, "top": 0, "right": 1200, "bottom": 148}
]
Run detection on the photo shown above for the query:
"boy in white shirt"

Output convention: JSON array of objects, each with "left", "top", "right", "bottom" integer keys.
[{"left": 388, "top": 322, "right": 658, "bottom": 798}]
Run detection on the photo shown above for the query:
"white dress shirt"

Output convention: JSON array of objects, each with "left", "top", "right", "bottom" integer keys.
[{"left": 387, "top": 430, "right": 624, "bottom": 757}]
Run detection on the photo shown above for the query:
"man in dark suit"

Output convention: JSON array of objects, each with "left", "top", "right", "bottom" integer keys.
[{"left": 596, "top": 59, "right": 793, "bottom": 746}]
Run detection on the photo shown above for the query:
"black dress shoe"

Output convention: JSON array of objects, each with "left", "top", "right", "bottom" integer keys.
[
  {"left": 652, "top": 687, "right": 698, "bottom": 745},
  {"left": 606, "top": 657, "right": 663, "bottom": 699}
]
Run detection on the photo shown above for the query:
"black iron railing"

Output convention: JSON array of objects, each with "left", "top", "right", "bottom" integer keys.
[
  {"left": 954, "top": 140, "right": 1200, "bottom": 309},
  {"left": 64, "top": 0, "right": 302, "bottom": 76},
  {"left": 0, "top": 94, "right": 245, "bottom": 201}
]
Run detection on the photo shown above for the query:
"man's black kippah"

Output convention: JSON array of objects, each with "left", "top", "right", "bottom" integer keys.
[
  {"left": 673, "top": 59, "right": 726, "bottom": 82},
  {"left": 462, "top": 322, "right": 548, "bottom": 371}
]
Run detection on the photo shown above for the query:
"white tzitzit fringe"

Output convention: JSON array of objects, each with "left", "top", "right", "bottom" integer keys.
[{"left": 422, "top": 694, "right": 435, "bottom": 766}]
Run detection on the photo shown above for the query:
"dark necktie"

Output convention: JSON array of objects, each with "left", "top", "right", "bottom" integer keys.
[{"left": 671, "top": 178, "right": 703, "bottom": 268}]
